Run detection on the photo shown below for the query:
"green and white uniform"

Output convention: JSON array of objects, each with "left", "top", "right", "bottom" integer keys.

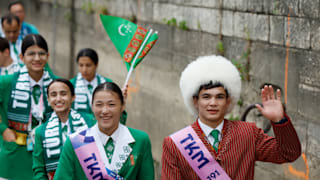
[
  {"left": 9, "top": 38, "right": 23, "bottom": 64},
  {"left": 33, "top": 109, "right": 94, "bottom": 180},
  {"left": 0, "top": 66, "right": 58, "bottom": 180},
  {"left": 0, "top": 62, "right": 21, "bottom": 76},
  {"left": 54, "top": 123, "right": 155, "bottom": 180}
]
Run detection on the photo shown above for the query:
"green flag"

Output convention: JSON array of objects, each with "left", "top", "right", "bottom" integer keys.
[{"left": 100, "top": 14, "right": 158, "bottom": 71}]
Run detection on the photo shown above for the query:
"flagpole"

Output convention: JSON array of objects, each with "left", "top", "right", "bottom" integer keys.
[{"left": 123, "top": 29, "right": 154, "bottom": 89}]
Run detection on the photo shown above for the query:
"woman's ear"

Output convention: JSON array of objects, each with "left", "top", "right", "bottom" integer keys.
[
  {"left": 19, "top": 53, "right": 24, "bottom": 63},
  {"left": 71, "top": 95, "right": 75, "bottom": 103},
  {"left": 121, "top": 101, "right": 126, "bottom": 112},
  {"left": 4, "top": 48, "right": 10, "bottom": 56}
]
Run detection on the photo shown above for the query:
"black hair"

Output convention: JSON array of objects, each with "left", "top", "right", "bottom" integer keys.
[
  {"left": 92, "top": 82, "right": 124, "bottom": 105},
  {"left": 8, "top": 1, "right": 24, "bottom": 10},
  {"left": 1, "top": 13, "right": 20, "bottom": 26},
  {"left": 47, "top": 78, "right": 75, "bottom": 97},
  {"left": 0, "top": 37, "right": 10, "bottom": 52},
  {"left": 194, "top": 81, "right": 229, "bottom": 98},
  {"left": 21, "top": 34, "right": 48, "bottom": 55},
  {"left": 76, "top": 48, "right": 98, "bottom": 65}
]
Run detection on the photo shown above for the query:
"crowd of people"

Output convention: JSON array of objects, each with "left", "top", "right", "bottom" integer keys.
[{"left": 0, "top": 1, "right": 302, "bottom": 180}]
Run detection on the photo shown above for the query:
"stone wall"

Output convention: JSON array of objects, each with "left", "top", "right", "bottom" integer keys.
[{"left": 1, "top": 0, "right": 319, "bottom": 179}]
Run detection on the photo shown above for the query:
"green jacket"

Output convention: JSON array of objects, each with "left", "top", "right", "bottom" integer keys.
[
  {"left": 32, "top": 111, "right": 95, "bottom": 180},
  {"left": 0, "top": 72, "right": 59, "bottom": 180},
  {"left": 54, "top": 127, "right": 154, "bottom": 180}
]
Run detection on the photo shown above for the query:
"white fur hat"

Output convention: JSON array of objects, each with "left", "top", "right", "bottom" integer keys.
[{"left": 179, "top": 55, "right": 241, "bottom": 117}]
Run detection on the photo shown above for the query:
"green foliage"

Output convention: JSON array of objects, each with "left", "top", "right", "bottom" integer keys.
[
  {"left": 64, "top": 11, "right": 72, "bottom": 22},
  {"left": 237, "top": 98, "right": 243, "bottom": 106},
  {"left": 217, "top": 41, "right": 225, "bottom": 55},
  {"left": 128, "top": 15, "right": 137, "bottom": 24},
  {"left": 227, "top": 114, "right": 240, "bottom": 121},
  {"left": 163, "top": 18, "right": 189, "bottom": 30},
  {"left": 197, "top": 20, "right": 202, "bottom": 30},
  {"left": 81, "top": 1, "right": 110, "bottom": 15},
  {"left": 272, "top": 0, "right": 280, "bottom": 14},
  {"left": 82, "top": 1, "right": 95, "bottom": 14},
  {"left": 231, "top": 58, "right": 249, "bottom": 81},
  {"left": 230, "top": 29, "right": 251, "bottom": 81},
  {"left": 164, "top": 17, "right": 177, "bottom": 26},
  {"left": 99, "top": 5, "right": 109, "bottom": 15},
  {"left": 178, "top": 20, "right": 189, "bottom": 30}
]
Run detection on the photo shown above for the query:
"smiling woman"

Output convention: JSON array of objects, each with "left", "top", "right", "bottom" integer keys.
[
  {"left": 54, "top": 82, "right": 155, "bottom": 180},
  {"left": 0, "top": 34, "right": 59, "bottom": 180},
  {"left": 32, "top": 79, "right": 94, "bottom": 180}
]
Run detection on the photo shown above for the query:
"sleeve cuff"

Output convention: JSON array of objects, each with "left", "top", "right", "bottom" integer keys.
[
  {"left": 0, "top": 123, "right": 8, "bottom": 135},
  {"left": 272, "top": 114, "right": 290, "bottom": 125}
]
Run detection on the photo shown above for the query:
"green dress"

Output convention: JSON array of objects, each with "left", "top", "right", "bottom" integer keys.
[
  {"left": 54, "top": 127, "right": 155, "bottom": 180},
  {"left": 32, "top": 110, "right": 95, "bottom": 180},
  {"left": 0, "top": 72, "right": 59, "bottom": 180}
]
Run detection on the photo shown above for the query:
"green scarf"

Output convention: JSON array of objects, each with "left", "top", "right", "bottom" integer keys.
[
  {"left": 7, "top": 65, "right": 53, "bottom": 133},
  {"left": 73, "top": 73, "right": 106, "bottom": 113},
  {"left": 43, "top": 109, "right": 88, "bottom": 172}
]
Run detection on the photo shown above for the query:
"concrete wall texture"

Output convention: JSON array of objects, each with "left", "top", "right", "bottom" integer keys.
[{"left": 1, "top": 0, "right": 319, "bottom": 179}]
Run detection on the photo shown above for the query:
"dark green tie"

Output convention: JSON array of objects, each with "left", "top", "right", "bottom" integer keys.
[
  {"left": 62, "top": 125, "right": 68, "bottom": 137},
  {"left": 31, "top": 117, "right": 39, "bottom": 129},
  {"left": 4, "top": 69, "right": 8, "bottom": 75},
  {"left": 32, "top": 85, "right": 41, "bottom": 104},
  {"left": 87, "top": 84, "right": 93, "bottom": 93},
  {"left": 104, "top": 138, "right": 114, "bottom": 163},
  {"left": 210, "top": 129, "right": 220, "bottom": 152},
  {"left": 12, "top": 42, "right": 19, "bottom": 57}
]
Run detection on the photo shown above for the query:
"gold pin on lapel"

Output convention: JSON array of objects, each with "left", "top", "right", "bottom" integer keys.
[{"left": 130, "top": 154, "right": 135, "bottom": 166}]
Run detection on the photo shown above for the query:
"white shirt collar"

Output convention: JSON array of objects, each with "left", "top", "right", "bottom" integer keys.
[
  {"left": 81, "top": 74, "right": 98, "bottom": 88},
  {"left": 61, "top": 120, "right": 69, "bottom": 129},
  {"left": 93, "top": 123, "right": 135, "bottom": 146},
  {"left": 2, "top": 61, "right": 14, "bottom": 69},
  {"left": 198, "top": 118, "right": 224, "bottom": 137},
  {"left": 30, "top": 75, "right": 44, "bottom": 89},
  {"left": 0, "top": 62, "right": 19, "bottom": 75}
]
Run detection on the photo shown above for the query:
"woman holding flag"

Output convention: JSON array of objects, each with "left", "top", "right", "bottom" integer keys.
[
  {"left": 33, "top": 78, "right": 95, "bottom": 180},
  {"left": 70, "top": 48, "right": 127, "bottom": 124},
  {"left": 0, "top": 34, "right": 59, "bottom": 180},
  {"left": 54, "top": 82, "right": 154, "bottom": 180}
]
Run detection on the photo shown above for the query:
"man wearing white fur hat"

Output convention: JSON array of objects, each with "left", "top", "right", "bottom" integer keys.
[{"left": 161, "top": 55, "right": 301, "bottom": 180}]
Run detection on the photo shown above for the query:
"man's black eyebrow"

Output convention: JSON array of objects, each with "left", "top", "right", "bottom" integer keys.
[
  {"left": 201, "top": 92, "right": 226, "bottom": 96},
  {"left": 216, "top": 93, "right": 226, "bottom": 96},
  {"left": 200, "top": 93, "right": 210, "bottom": 96}
]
